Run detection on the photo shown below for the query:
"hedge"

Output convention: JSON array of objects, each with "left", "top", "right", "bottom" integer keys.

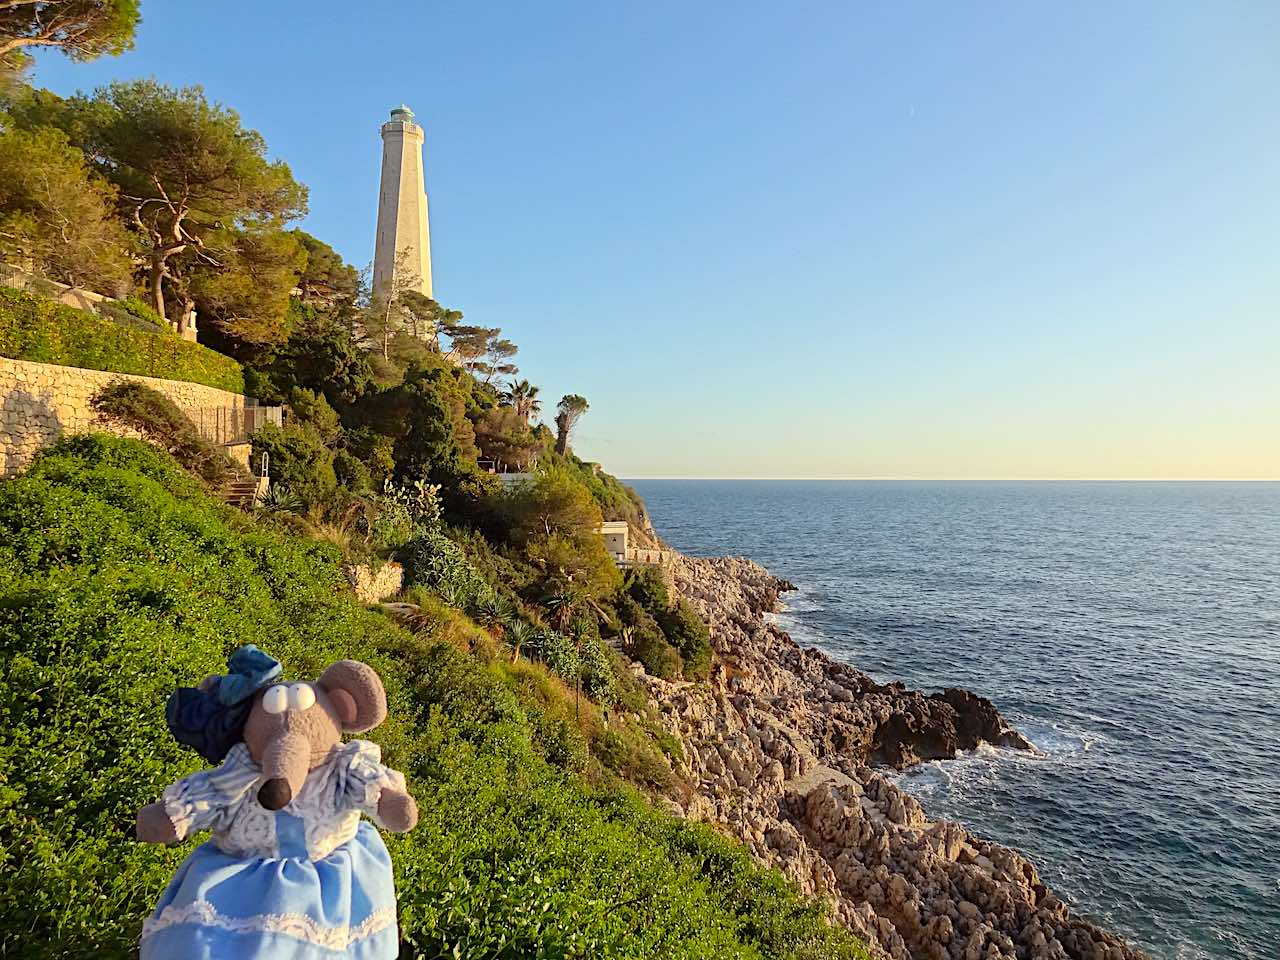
[
  {"left": 0, "top": 287, "right": 245, "bottom": 393},
  {"left": 0, "top": 435, "right": 871, "bottom": 960}
]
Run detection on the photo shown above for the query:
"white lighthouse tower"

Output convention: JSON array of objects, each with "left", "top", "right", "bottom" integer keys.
[{"left": 373, "top": 104, "right": 432, "bottom": 302}]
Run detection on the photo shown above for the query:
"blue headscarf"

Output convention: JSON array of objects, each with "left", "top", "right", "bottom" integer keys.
[{"left": 165, "top": 645, "right": 282, "bottom": 763}]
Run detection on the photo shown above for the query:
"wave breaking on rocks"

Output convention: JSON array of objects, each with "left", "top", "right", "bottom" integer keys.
[{"left": 641, "top": 554, "right": 1146, "bottom": 960}]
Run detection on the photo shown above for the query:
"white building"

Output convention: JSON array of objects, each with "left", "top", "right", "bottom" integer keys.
[
  {"left": 373, "top": 105, "right": 432, "bottom": 302},
  {"left": 599, "top": 521, "right": 629, "bottom": 562}
]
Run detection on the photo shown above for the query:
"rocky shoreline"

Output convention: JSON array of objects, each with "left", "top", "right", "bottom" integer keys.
[{"left": 640, "top": 554, "right": 1146, "bottom": 960}]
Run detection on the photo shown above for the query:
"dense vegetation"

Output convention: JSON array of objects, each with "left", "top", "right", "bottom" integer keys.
[
  {"left": 0, "top": 435, "right": 869, "bottom": 960},
  {"left": 0, "top": 287, "right": 246, "bottom": 392},
  {"left": 0, "top": 11, "right": 867, "bottom": 958},
  {"left": 0, "top": 1, "right": 140, "bottom": 87},
  {"left": 90, "top": 380, "right": 237, "bottom": 486}
]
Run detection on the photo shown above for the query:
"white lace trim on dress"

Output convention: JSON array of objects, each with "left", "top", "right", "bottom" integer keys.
[{"left": 141, "top": 899, "right": 396, "bottom": 949}]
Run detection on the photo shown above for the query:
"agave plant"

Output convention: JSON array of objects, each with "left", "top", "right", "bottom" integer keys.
[
  {"left": 435, "top": 580, "right": 466, "bottom": 610},
  {"left": 257, "top": 484, "right": 303, "bottom": 515},
  {"left": 474, "top": 594, "right": 514, "bottom": 638},
  {"left": 506, "top": 620, "right": 536, "bottom": 664}
]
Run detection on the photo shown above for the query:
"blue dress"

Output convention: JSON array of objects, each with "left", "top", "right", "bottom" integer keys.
[{"left": 141, "top": 741, "right": 405, "bottom": 959}]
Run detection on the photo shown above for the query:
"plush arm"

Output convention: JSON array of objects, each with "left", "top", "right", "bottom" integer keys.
[
  {"left": 342, "top": 741, "right": 419, "bottom": 833},
  {"left": 135, "top": 744, "right": 259, "bottom": 845},
  {"left": 137, "top": 802, "right": 180, "bottom": 844},
  {"left": 376, "top": 784, "right": 419, "bottom": 833}
]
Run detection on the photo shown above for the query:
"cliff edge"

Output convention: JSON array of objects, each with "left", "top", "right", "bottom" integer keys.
[{"left": 640, "top": 554, "right": 1146, "bottom": 960}]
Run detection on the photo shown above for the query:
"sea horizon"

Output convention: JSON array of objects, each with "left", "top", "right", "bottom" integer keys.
[{"left": 631, "top": 477, "right": 1280, "bottom": 960}]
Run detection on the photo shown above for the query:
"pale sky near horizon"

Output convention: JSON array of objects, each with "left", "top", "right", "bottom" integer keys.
[{"left": 30, "top": 2, "right": 1280, "bottom": 479}]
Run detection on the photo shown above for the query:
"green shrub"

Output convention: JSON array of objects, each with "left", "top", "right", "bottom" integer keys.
[
  {"left": 89, "top": 381, "right": 235, "bottom": 487},
  {"left": 363, "top": 494, "right": 415, "bottom": 553},
  {"left": 116, "top": 295, "right": 167, "bottom": 328},
  {"left": 333, "top": 448, "right": 373, "bottom": 494},
  {"left": 572, "top": 617, "right": 617, "bottom": 704},
  {"left": 499, "top": 465, "right": 603, "bottom": 545},
  {"left": 635, "top": 627, "right": 682, "bottom": 681},
  {"left": 405, "top": 525, "right": 499, "bottom": 613},
  {"left": 540, "top": 449, "right": 651, "bottom": 532},
  {"left": 627, "top": 565, "right": 671, "bottom": 612},
  {"left": 623, "top": 568, "right": 712, "bottom": 680},
  {"left": 404, "top": 529, "right": 619, "bottom": 701},
  {"left": 614, "top": 592, "right": 653, "bottom": 629},
  {"left": 344, "top": 427, "right": 397, "bottom": 489},
  {"left": 0, "top": 435, "right": 869, "bottom": 960},
  {"left": 0, "top": 287, "right": 245, "bottom": 393},
  {"left": 615, "top": 596, "right": 679, "bottom": 679},
  {"left": 251, "top": 421, "right": 337, "bottom": 508},
  {"left": 532, "top": 626, "right": 581, "bottom": 681},
  {"left": 607, "top": 647, "right": 651, "bottom": 715},
  {"left": 595, "top": 729, "right": 675, "bottom": 791},
  {"left": 662, "top": 597, "right": 713, "bottom": 681},
  {"left": 96, "top": 298, "right": 167, "bottom": 333},
  {"left": 251, "top": 309, "right": 373, "bottom": 407},
  {"left": 528, "top": 708, "right": 591, "bottom": 772},
  {"left": 287, "top": 387, "right": 342, "bottom": 443},
  {"left": 444, "top": 524, "right": 538, "bottom": 596}
]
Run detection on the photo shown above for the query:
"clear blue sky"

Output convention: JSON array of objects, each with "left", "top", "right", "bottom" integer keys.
[{"left": 31, "top": 2, "right": 1280, "bottom": 478}]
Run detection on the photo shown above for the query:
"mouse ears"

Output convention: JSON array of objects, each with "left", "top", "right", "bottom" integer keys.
[{"left": 317, "top": 660, "right": 387, "bottom": 733}]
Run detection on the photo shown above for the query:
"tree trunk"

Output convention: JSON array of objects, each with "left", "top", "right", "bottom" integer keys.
[{"left": 149, "top": 258, "right": 168, "bottom": 321}]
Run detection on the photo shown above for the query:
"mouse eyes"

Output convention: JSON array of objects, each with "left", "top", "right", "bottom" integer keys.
[
  {"left": 262, "top": 683, "right": 316, "bottom": 714},
  {"left": 262, "top": 685, "right": 288, "bottom": 714},
  {"left": 290, "top": 683, "right": 316, "bottom": 711}
]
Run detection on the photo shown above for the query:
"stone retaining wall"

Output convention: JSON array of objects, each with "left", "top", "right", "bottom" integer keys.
[
  {"left": 344, "top": 562, "right": 405, "bottom": 605},
  {"left": 0, "top": 357, "right": 262, "bottom": 477}
]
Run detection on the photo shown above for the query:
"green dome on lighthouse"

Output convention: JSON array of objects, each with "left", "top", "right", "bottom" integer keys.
[{"left": 389, "top": 104, "right": 415, "bottom": 121}]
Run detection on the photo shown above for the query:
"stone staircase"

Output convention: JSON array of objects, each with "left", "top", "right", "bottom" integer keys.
[
  {"left": 222, "top": 450, "right": 270, "bottom": 510},
  {"left": 222, "top": 477, "right": 262, "bottom": 509}
]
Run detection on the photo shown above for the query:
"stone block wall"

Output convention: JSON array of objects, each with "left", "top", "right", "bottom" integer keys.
[
  {"left": 0, "top": 357, "right": 261, "bottom": 477},
  {"left": 344, "top": 562, "right": 405, "bottom": 605}
]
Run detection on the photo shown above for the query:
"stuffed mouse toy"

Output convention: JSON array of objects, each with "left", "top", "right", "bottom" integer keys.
[{"left": 136, "top": 647, "right": 418, "bottom": 959}]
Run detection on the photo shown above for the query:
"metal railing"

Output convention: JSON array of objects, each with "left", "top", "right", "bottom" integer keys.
[
  {"left": 0, "top": 263, "right": 25, "bottom": 291},
  {"left": 189, "top": 403, "right": 283, "bottom": 447},
  {"left": 246, "top": 405, "right": 283, "bottom": 433}
]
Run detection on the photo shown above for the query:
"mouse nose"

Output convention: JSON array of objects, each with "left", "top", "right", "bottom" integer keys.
[{"left": 258, "top": 778, "right": 293, "bottom": 810}]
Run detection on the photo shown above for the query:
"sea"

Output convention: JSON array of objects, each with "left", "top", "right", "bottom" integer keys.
[{"left": 627, "top": 480, "right": 1280, "bottom": 960}]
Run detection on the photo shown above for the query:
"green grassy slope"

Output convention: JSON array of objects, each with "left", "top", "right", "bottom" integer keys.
[{"left": 0, "top": 435, "right": 869, "bottom": 960}]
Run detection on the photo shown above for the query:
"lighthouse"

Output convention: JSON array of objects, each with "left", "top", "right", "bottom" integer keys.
[{"left": 372, "top": 104, "right": 432, "bottom": 302}]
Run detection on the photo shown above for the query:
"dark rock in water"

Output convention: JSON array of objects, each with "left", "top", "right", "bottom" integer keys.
[
  {"left": 934, "top": 686, "right": 1035, "bottom": 752},
  {"left": 866, "top": 687, "right": 1032, "bottom": 768}
]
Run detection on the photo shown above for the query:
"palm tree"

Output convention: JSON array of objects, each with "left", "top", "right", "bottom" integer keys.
[
  {"left": 554, "top": 394, "right": 588, "bottom": 455},
  {"left": 501, "top": 379, "right": 542, "bottom": 424}
]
